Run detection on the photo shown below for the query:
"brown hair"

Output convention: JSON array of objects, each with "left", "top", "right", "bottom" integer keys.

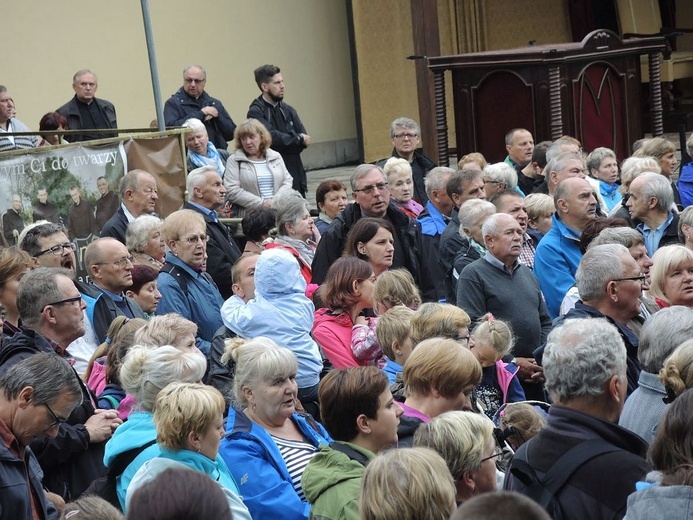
[
  {"left": 318, "top": 366, "right": 388, "bottom": 441},
  {"left": 648, "top": 389, "right": 693, "bottom": 485},
  {"left": 343, "top": 218, "right": 395, "bottom": 261},
  {"left": 0, "top": 246, "right": 31, "bottom": 288},
  {"left": 497, "top": 402, "right": 546, "bottom": 450},
  {"left": 318, "top": 257, "right": 373, "bottom": 311},
  {"left": 316, "top": 179, "right": 347, "bottom": 208},
  {"left": 372, "top": 269, "right": 421, "bottom": 310},
  {"left": 376, "top": 305, "right": 415, "bottom": 360},
  {"left": 233, "top": 118, "right": 272, "bottom": 157}
]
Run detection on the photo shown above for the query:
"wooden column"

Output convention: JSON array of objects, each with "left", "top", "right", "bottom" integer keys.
[
  {"left": 648, "top": 52, "right": 664, "bottom": 137},
  {"left": 548, "top": 66, "right": 564, "bottom": 139},
  {"left": 432, "top": 70, "right": 449, "bottom": 166}
]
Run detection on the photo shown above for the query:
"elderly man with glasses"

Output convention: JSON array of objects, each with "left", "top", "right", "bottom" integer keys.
[
  {"left": 0, "top": 268, "right": 122, "bottom": 501},
  {"left": 81, "top": 237, "right": 146, "bottom": 344},
  {"left": 164, "top": 65, "right": 236, "bottom": 151},
  {"left": 311, "top": 164, "right": 436, "bottom": 301},
  {"left": 377, "top": 117, "right": 436, "bottom": 205}
]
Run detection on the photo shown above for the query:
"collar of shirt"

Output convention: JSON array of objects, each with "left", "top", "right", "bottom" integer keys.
[
  {"left": 484, "top": 250, "right": 520, "bottom": 274},
  {"left": 121, "top": 203, "right": 137, "bottom": 223},
  {"left": 637, "top": 211, "right": 674, "bottom": 256},
  {"left": 187, "top": 201, "right": 217, "bottom": 222}
]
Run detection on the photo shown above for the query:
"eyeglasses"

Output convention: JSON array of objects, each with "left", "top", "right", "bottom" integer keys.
[
  {"left": 179, "top": 234, "right": 209, "bottom": 245},
  {"left": 94, "top": 256, "right": 134, "bottom": 269},
  {"left": 184, "top": 77, "right": 206, "bottom": 84},
  {"left": 480, "top": 447, "right": 503, "bottom": 463},
  {"left": 612, "top": 274, "right": 646, "bottom": 283},
  {"left": 33, "top": 242, "right": 77, "bottom": 257},
  {"left": 483, "top": 180, "right": 501, "bottom": 185},
  {"left": 43, "top": 402, "right": 67, "bottom": 430},
  {"left": 452, "top": 334, "right": 472, "bottom": 346},
  {"left": 394, "top": 133, "right": 418, "bottom": 140},
  {"left": 42, "top": 295, "right": 83, "bottom": 313},
  {"left": 353, "top": 183, "right": 389, "bottom": 195}
]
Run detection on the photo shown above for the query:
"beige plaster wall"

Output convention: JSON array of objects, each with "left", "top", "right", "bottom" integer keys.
[{"left": 5, "top": 0, "right": 358, "bottom": 168}]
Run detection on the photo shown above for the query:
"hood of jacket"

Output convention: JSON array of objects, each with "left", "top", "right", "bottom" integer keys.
[
  {"left": 255, "top": 247, "right": 306, "bottom": 298},
  {"left": 625, "top": 484, "right": 693, "bottom": 520},
  {"left": 103, "top": 411, "right": 157, "bottom": 467},
  {"left": 301, "top": 443, "right": 373, "bottom": 510}
]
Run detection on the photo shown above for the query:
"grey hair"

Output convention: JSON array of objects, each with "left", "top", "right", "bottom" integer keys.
[
  {"left": 390, "top": 117, "right": 420, "bottom": 138},
  {"left": 545, "top": 138, "right": 582, "bottom": 163},
  {"left": 17, "top": 267, "right": 72, "bottom": 328},
  {"left": 228, "top": 337, "right": 298, "bottom": 407},
  {"left": 0, "top": 352, "right": 81, "bottom": 406},
  {"left": 481, "top": 212, "right": 515, "bottom": 239},
  {"left": 633, "top": 172, "right": 674, "bottom": 211},
  {"left": 119, "top": 345, "right": 207, "bottom": 412},
  {"left": 350, "top": 164, "right": 385, "bottom": 192},
  {"left": 545, "top": 152, "right": 583, "bottom": 184},
  {"left": 585, "top": 147, "right": 616, "bottom": 175},
  {"left": 424, "top": 167, "right": 455, "bottom": 196},
  {"left": 183, "top": 64, "right": 207, "bottom": 78},
  {"left": 186, "top": 166, "right": 218, "bottom": 202},
  {"left": 0, "top": 85, "right": 6, "bottom": 94},
  {"left": 638, "top": 306, "right": 693, "bottom": 373},
  {"left": 119, "top": 169, "right": 152, "bottom": 198},
  {"left": 483, "top": 162, "right": 518, "bottom": 189},
  {"left": 575, "top": 244, "right": 630, "bottom": 301},
  {"left": 181, "top": 118, "right": 206, "bottom": 133},
  {"left": 588, "top": 227, "right": 645, "bottom": 250},
  {"left": 383, "top": 157, "right": 412, "bottom": 180},
  {"left": 619, "top": 156, "right": 660, "bottom": 194},
  {"left": 544, "top": 318, "right": 627, "bottom": 401},
  {"left": 274, "top": 195, "right": 310, "bottom": 236},
  {"left": 72, "top": 69, "right": 97, "bottom": 84},
  {"left": 125, "top": 215, "right": 163, "bottom": 253},
  {"left": 679, "top": 206, "right": 693, "bottom": 242},
  {"left": 458, "top": 199, "right": 495, "bottom": 238}
]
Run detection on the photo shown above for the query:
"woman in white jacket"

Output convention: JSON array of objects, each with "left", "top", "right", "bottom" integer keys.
[{"left": 224, "top": 118, "right": 293, "bottom": 217}]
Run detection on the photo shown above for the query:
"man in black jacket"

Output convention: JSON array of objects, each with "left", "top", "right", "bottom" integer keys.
[
  {"left": 164, "top": 65, "right": 236, "bottom": 151},
  {"left": 56, "top": 70, "right": 117, "bottom": 142},
  {"left": 311, "top": 164, "right": 436, "bottom": 301},
  {"left": 0, "top": 268, "right": 122, "bottom": 499},
  {"left": 248, "top": 64, "right": 311, "bottom": 196},
  {"left": 184, "top": 166, "right": 242, "bottom": 299}
]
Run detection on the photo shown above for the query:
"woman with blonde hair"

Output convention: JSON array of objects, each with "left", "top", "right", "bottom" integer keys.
[
  {"left": 524, "top": 193, "right": 555, "bottom": 241},
  {"left": 224, "top": 118, "right": 293, "bottom": 217},
  {"left": 414, "top": 411, "right": 499, "bottom": 504},
  {"left": 103, "top": 345, "right": 207, "bottom": 510},
  {"left": 126, "top": 383, "right": 251, "bottom": 518},
  {"left": 659, "top": 339, "right": 693, "bottom": 402},
  {"left": 360, "top": 447, "right": 456, "bottom": 520},
  {"left": 383, "top": 157, "right": 423, "bottom": 218},
  {"left": 648, "top": 245, "right": 693, "bottom": 308}
]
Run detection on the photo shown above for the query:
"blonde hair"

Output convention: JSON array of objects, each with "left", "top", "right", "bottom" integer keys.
[
  {"left": 383, "top": 157, "right": 413, "bottom": 181},
  {"left": 458, "top": 152, "right": 488, "bottom": 171},
  {"left": 360, "top": 447, "right": 456, "bottom": 520},
  {"left": 403, "top": 338, "right": 482, "bottom": 399},
  {"left": 410, "top": 303, "right": 471, "bottom": 346},
  {"left": 497, "top": 402, "right": 546, "bottom": 449},
  {"left": 224, "top": 337, "right": 298, "bottom": 407},
  {"left": 373, "top": 269, "right": 421, "bottom": 310},
  {"left": 85, "top": 316, "right": 148, "bottom": 381},
  {"left": 619, "top": 156, "right": 660, "bottom": 194},
  {"left": 659, "top": 339, "right": 693, "bottom": 399},
  {"left": 119, "top": 345, "right": 207, "bottom": 412},
  {"left": 134, "top": 314, "right": 198, "bottom": 349},
  {"left": 376, "top": 305, "right": 415, "bottom": 360},
  {"left": 474, "top": 314, "right": 514, "bottom": 358},
  {"left": 161, "top": 209, "right": 205, "bottom": 243},
  {"left": 414, "top": 411, "right": 494, "bottom": 479},
  {"left": 648, "top": 246, "right": 693, "bottom": 304},
  {"left": 524, "top": 193, "right": 555, "bottom": 222},
  {"left": 154, "top": 382, "right": 225, "bottom": 450},
  {"left": 60, "top": 495, "right": 124, "bottom": 520}
]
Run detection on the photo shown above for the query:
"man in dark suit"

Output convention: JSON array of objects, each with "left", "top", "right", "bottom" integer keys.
[
  {"left": 100, "top": 169, "right": 158, "bottom": 244},
  {"left": 184, "top": 166, "right": 242, "bottom": 299}
]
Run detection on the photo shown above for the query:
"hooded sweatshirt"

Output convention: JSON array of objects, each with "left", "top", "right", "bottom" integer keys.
[
  {"left": 301, "top": 442, "right": 374, "bottom": 520},
  {"left": 220, "top": 248, "right": 322, "bottom": 388}
]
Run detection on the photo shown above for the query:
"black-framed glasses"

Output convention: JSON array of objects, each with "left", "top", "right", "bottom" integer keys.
[
  {"left": 42, "top": 296, "right": 83, "bottom": 312},
  {"left": 483, "top": 180, "right": 501, "bottom": 185},
  {"left": 43, "top": 402, "right": 67, "bottom": 429},
  {"left": 94, "top": 256, "right": 134, "bottom": 269},
  {"left": 612, "top": 274, "right": 646, "bottom": 283},
  {"left": 393, "top": 133, "right": 418, "bottom": 140},
  {"left": 353, "top": 182, "right": 388, "bottom": 195},
  {"left": 480, "top": 447, "right": 502, "bottom": 463},
  {"left": 33, "top": 242, "right": 77, "bottom": 258},
  {"left": 179, "top": 234, "right": 209, "bottom": 245}
]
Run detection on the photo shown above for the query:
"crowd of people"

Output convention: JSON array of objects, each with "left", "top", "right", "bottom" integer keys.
[{"left": 2, "top": 61, "right": 693, "bottom": 519}]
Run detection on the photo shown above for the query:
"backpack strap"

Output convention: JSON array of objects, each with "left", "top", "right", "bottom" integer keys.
[
  {"left": 159, "top": 262, "right": 188, "bottom": 295},
  {"left": 329, "top": 442, "right": 370, "bottom": 467},
  {"left": 108, "top": 439, "right": 157, "bottom": 477},
  {"left": 100, "top": 394, "right": 121, "bottom": 410}
]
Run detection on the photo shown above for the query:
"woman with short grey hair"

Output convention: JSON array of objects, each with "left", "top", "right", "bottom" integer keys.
[{"left": 125, "top": 214, "right": 165, "bottom": 270}]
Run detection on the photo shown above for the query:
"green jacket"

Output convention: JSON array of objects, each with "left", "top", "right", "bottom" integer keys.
[{"left": 301, "top": 442, "right": 374, "bottom": 520}]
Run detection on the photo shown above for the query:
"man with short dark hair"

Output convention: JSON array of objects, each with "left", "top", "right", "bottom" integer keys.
[
  {"left": 33, "top": 187, "right": 61, "bottom": 225},
  {"left": 0, "top": 353, "right": 82, "bottom": 519},
  {"left": 311, "top": 164, "right": 435, "bottom": 301},
  {"left": 377, "top": 117, "right": 436, "bottom": 205},
  {"left": 184, "top": 166, "right": 241, "bottom": 299},
  {"left": 95, "top": 176, "right": 120, "bottom": 230},
  {"left": 56, "top": 70, "right": 117, "bottom": 142},
  {"left": 0, "top": 268, "right": 122, "bottom": 499},
  {"left": 164, "top": 65, "right": 236, "bottom": 151},
  {"left": 439, "top": 169, "right": 486, "bottom": 302},
  {"left": 248, "top": 64, "right": 310, "bottom": 196},
  {"left": 67, "top": 186, "right": 96, "bottom": 241},
  {"left": 100, "top": 169, "right": 158, "bottom": 244},
  {"left": 81, "top": 238, "right": 146, "bottom": 343},
  {"left": 505, "top": 318, "right": 650, "bottom": 520},
  {"left": 3, "top": 194, "right": 25, "bottom": 246},
  {"left": 457, "top": 213, "right": 551, "bottom": 401}
]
